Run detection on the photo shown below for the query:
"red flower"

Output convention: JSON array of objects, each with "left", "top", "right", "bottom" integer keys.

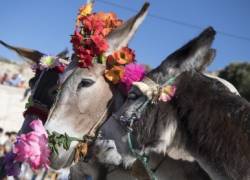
[
  {"left": 71, "top": 30, "right": 83, "bottom": 47},
  {"left": 91, "top": 34, "right": 109, "bottom": 54},
  {"left": 54, "top": 64, "right": 65, "bottom": 73},
  {"left": 77, "top": 49, "right": 94, "bottom": 68},
  {"left": 82, "top": 14, "right": 105, "bottom": 34}
]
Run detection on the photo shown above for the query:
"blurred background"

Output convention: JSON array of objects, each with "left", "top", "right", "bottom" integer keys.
[{"left": 0, "top": 1, "right": 249, "bottom": 179}]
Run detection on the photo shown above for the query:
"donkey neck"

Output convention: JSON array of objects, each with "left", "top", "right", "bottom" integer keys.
[{"left": 173, "top": 72, "right": 250, "bottom": 180}]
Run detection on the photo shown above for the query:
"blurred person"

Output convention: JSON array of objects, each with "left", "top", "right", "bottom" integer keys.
[
  {"left": 4, "top": 132, "right": 12, "bottom": 153},
  {"left": 0, "top": 144, "right": 5, "bottom": 157},
  {"left": 9, "top": 131, "right": 17, "bottom": 143},
  {"left": 0, "top": 127, "right": 6, "bottom": 145},
  {"left": 0, "top": 73, "right": 9, "bottom": 84},
  {"left": 7, "top": 73, "right": 24, "bottom": 87},
  {"left": 18, "top": 80, "right": 26, "bottom": 88}
]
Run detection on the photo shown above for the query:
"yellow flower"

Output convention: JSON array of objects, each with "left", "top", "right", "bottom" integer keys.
[
  {"left": 79, "top": 3, "right": 93, "bottom": 17},
  {"left": 76, "top": 3, "right": 93, "bottom": 25}
]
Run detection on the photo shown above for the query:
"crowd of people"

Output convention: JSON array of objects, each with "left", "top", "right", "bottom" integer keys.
[{"left": 0, "top": 72, "right": 26, "bottom": 88}]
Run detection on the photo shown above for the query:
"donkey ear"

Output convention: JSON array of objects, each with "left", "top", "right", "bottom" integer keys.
[
  {"left": 56, "top": 48, "right": 69, "bottom": 59},
  {"left": 148, "top": 27, "right": 216, "bottom": 84},
  {"left": 0, "top": 40, "right": 44, "bottom": 63},
  {"left": 105, "top": 2, "right": 150, "bottom": 55}
]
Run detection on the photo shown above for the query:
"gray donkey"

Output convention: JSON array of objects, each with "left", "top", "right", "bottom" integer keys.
[{"left": 115, "top": 32, "right": 250, "bottom": 179}]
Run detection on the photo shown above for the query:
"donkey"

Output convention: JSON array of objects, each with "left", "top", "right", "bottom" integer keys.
[
  {"left": 45, "top": 22, "right": 241, "bottom": 180},
  {"left": 115, "top": 39, "right": 250, "bottom": 179},
  {"left": 1, "top": 9, "right": 238, "bottom": 180}
]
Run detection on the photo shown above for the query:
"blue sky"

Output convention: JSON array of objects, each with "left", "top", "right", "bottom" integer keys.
[{"left": 0, "top": 0, "right": 249, "bottom": 71}]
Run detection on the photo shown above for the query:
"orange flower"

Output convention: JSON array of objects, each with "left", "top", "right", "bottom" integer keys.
[
  {"left": 104, "top": 66, "right": 124, "bottom": 84},
  {"left": 95, "top": 12, "right": 123, "bottom": 36},
  {"left": 112, "top": 47, "right": 135, "bottom": 65}
]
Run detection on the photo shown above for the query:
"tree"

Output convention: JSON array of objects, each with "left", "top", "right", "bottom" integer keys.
[{"left": 218, "top": 62, "right": 250, "bottom": 101}]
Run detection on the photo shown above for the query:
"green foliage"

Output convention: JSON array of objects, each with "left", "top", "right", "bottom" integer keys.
[
  {"left": 48, "top": 131, "right": 81, "bottom": 155},
  {"left": 218, "top": 62, "right": 250, "bottom": 101}
]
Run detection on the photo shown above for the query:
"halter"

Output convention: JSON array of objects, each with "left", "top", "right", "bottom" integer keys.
[{"left": 120, "top": 76, "right": 177, "bottom": 180}]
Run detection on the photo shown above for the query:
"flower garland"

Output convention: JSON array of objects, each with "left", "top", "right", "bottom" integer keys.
[
  {"left": 71, "top": 2, "right": 146, "bottom": 91},
  {"left": 71, "top": 2, "right": 122, "bottom": 68}
]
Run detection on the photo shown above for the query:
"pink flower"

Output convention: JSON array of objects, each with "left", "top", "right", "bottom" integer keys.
[
  {"left": 29, "top": 120, "right": 48, "bottom": 137},
  {"left": 121, "top": 63, "right": 145, "bottom": 92},
  {"left": 13, "top": 120, "right": 50, "bottom": 170}
]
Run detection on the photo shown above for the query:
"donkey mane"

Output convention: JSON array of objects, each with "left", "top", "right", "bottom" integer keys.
[
  {"left": 135, "top": 71, "right": 250, "bottom": 179},
  {"left": 173, "top": 72, "right": 250, "bottom": 177}
]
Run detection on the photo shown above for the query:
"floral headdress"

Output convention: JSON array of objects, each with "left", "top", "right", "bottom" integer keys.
[{"left": 71, "top": 2, "right": 146, "bottom": 91}]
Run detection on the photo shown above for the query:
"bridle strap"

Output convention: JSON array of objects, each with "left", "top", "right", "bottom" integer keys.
[{"left": 86, "top": 98, "right": 114, "bottom": 137}]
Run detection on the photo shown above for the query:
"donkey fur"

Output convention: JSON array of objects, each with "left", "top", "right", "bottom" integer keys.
[{"left": 124, "top": 71, "right": 250, "bottom": 180}]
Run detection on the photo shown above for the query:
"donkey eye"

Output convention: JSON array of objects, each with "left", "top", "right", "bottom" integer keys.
[
  {"left": 128, "top": 92, "right": 138, "bottom": 100},
  {"left": 77, "top": 79, "right": 95, "bottom": 90}
]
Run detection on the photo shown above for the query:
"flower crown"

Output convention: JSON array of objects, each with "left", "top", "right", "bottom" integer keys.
[{"left": 71, "top": 2, "right": 146, "bottom": 91}]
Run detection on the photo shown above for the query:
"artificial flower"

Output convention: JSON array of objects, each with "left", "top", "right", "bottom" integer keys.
[
  {"left": 76, "top": 2, "right": 93, "bottom": 26},
  {"left": 3, "top": 152, "right": 21, "bottom": 176},
  {"left": 82, "top": 14, "right": 105, "bottom": 34},
  {"left": 95, "top": 12, "right": 123, "bottom": 36},
  {"left": 159, "top": 85, "right": 176, "bottom": 102},
  {"left": 79, "top": 3, "right": 93, "bottom": 17},
  {"left": 121, "top": 63, "right": 145, "bottom": 91},
  {"left": 91, "top": 34, "right": 109, "bottom": 54},
  {"left": 29, "top": 120, "right": 48, "bottom": 138},
  {"left": 54, "top": 64, "right": 66, "bottom": 73},
  {"left": 112, "top": 47, "right": 135, "bottom": 65},
  {"left": 39, "top": 56, "right": 56, "bottom": 69},
  {"left": 104, "top": 66, "right": 124, "bottom": 84},
  {"left": 78, "top": 49, "right": 94, "bottom": 68},
  {"left": 71, "top": 30, "right": 84, "bottom": 48},
  {"left": 13, "top": 120, "right": 50, "bottom": 170}
]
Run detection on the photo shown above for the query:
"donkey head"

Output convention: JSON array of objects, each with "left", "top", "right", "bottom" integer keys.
[
  {"left": 0, "top": 40, "right": 69, "bottom": 133},
  {"left": 45, "top": 3, "right": 150, "bottom": 169},
  {"left": 117, "top": 27, "right": 216, "bottom": 152}
]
